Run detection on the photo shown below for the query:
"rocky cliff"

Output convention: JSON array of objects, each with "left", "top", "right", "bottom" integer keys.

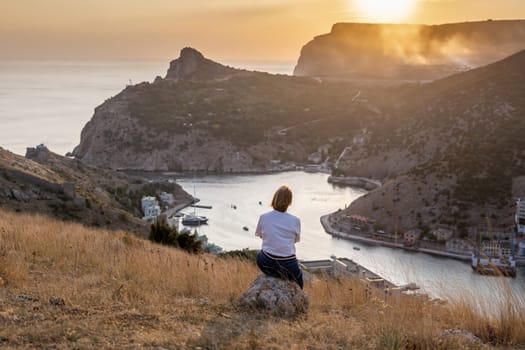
[
  {"left": 294, "top": 20, "right": 525, "bottom": 80},
  {"left": 165, "top": 47, "right": 244, "bottom": 81}
]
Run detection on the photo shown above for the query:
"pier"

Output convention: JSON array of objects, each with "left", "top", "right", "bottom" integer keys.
[
  {"left": 300, "top": 256, "right": 420, "bottom": 294},
  {"left": 190, "top": 204, "right": 213, "bottom": 209}
]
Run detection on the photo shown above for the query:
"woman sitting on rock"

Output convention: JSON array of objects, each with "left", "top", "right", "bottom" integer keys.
[{"left": 255, "top": 185, "right": 303, "bottom": 289}]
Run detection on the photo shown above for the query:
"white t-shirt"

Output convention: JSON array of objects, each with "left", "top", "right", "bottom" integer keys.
[{"left": 255, "top": 209, "right": 301, "bottom": 257}]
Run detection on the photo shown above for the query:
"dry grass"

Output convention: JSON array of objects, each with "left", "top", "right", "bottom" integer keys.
[{"left": 1, "top": 209, "right": 524, "bottom": 349}]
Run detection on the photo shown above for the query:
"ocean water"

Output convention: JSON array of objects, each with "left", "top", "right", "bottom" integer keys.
[{"left": 0, "top": 60, "right": 295, "bottom": 156}]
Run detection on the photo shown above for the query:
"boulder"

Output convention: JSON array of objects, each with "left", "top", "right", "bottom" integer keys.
[
  {"left": 239, "top": 275, "right": 308, "bottom": 318},
  {"left": 10, "top": 189, "right": 30, "bottom": 202},
  {"left": 436, "top": 328, "right": 484, "bottom": 347}
]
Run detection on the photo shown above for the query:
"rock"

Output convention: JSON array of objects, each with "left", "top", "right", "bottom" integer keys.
[
  {"left": 165, "top": 47, "right": 241, "bottom": 81},
  {"left": 49, "top": 297, "right": 65, "bottom": 306},
  {"left": 239, "top": 275, "right": 308, "bottom": 318},
  {"left": 10, "top": 189, "right": 30, "bottom": 202},
  {"left": 62, "top": 182, "right": 76, "bottom": 199},
  {"left": 12, "top": 294, "right": 39, "bottom": 302},
  {"left": 436, "top": 328, "right": 484, "bottom": 347}
]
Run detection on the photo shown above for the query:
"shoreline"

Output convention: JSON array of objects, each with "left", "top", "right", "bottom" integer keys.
[{"left": 320, "top": 214, "right": 472, "bottom": 262}]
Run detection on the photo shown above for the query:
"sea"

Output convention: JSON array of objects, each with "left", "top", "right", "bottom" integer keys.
[{"left": 0, "top": 60, "right": 523, "bottom": 306}]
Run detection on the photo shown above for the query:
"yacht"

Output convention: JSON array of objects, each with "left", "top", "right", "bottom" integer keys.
[{"left": 182, "top": 214, "right": 208, "bottom": 226}]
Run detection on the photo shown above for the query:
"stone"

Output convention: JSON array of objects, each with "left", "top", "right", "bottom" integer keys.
[
  {"left": 49, "top": 297, "right": 65, "bottom": 306},
  {"left": 10, "top": 189, "right": 30, "bottom": 202},
  {"left": 63, "top": 182, "right": 76, "bottom": 199},
  {"left": 437, "top": 328, "right": 484, "bottom": 347},
  {"left": 239, "top": 275, "right": 308, "bottom": 318}
]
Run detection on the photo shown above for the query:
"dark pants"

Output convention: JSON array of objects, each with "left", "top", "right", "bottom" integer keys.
[{"left": 256, "top": 251, "right": 304, "bottom": 289}]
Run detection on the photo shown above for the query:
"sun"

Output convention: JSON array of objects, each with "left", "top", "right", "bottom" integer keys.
[{"left": 354, "top": 0, "right": 416, "bottom": 23}]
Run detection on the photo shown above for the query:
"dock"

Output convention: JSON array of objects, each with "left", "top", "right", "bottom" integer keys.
[
  {"left": 190, "top": 204, "right": 212, "bottom": 209},
  {"left": 300, "top": 256, "right": 420, "bottom": 294}
]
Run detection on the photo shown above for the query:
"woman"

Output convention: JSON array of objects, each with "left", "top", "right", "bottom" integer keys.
[{"left": 255, "top": 185, "right": 303, "bottom": 289}]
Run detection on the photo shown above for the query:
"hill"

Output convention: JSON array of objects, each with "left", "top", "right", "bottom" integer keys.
[
  {"left": 73, "top": 48, "right": 385, "bottom": 172},
  {"left": 334, "top": 49, "right": 525, "bottom": 236},
  {"left": 294, "top": 20, "right": 525, "bottom": 80},
  {"left": 0, "top": 145, "right": 192, "bottom": 235},
  {"left": 1, "top": 209, "right": 523, "bottom": 348}
]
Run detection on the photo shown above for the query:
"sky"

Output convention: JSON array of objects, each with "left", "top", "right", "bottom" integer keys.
[{"left": 1, "top": 0, "right": 524, "bottom": 61}]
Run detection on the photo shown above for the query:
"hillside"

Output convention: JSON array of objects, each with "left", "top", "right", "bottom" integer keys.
[
  {"left": 294, "top": 20, "right": 525, "bottom": 80},
  {"left": 0, "top": 146, "right": 192, "bottom": 235},
  {"left": 334, "top": 49, "right": 525, "bottom": 235},
  {"left": 72, "top": 47, "right": 391, "bottom": 172},
  {"left": 1, "top": 209, "right": 523, "bottom": 348}
]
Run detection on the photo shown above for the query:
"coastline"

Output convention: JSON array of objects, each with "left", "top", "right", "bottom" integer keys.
[{"left": 320, "top": 214, "right": 472, "bottom": 262}]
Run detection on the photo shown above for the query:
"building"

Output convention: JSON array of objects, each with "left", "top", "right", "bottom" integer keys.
[
  {"left": 516, "top": 198, "right": 525, "bottom": 234},
  {"left": 432, "top": 227, "right": 453, "bottom": 241},
  {"left": 404, "top": 229, "right": 422, "bottom": 246},
  {"left": 141, "top": 196, "right": 161, "bottom": 220},
  {"left": 159, "top": 192, "right": 175, "bottom": 206}
]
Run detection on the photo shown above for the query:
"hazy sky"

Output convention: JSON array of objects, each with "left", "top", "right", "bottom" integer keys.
[{"left": 1, "top": 0, "right": 524, "bottom": 61}]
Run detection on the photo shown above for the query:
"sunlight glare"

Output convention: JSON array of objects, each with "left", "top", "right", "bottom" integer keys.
[{"left": 354, "top": 0, "right": 416, "bottom": 22}]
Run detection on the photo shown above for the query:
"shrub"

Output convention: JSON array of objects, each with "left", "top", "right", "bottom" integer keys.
[{"left": 149, "top": 221, "right": 202, "bottom": 254}]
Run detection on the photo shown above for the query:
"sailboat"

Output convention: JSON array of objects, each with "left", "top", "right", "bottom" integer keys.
[{"left": 182, "top": 184, "right": 208, "bottom": 226}]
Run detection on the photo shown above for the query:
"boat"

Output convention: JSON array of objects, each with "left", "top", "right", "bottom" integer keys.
[
  {"left": 353, "top": 246, "right": 361, "bottom": 251},
  {"left": 471, "top": 253, "right": 516, "bottom": 277},
  {"left": 182, "top": 214, "right": 208, "bottom": 226},
  {"left": 243, "top": 226, "right": 249, "bottom": 231},
  {"left": 181, "top": 184, "right": 209, "bottom": 226}
]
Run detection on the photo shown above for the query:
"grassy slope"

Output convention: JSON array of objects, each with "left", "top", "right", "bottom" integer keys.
[{"left": 1, "top": 209, "right": 524, "bottom": 349}]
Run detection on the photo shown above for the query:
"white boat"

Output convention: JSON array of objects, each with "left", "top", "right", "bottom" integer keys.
[
  {"left": 181, "top": 184, "right": 209, "bottom": 226},
  {"left": 182, "top": 214, "right": 208, "bottom": 226}
]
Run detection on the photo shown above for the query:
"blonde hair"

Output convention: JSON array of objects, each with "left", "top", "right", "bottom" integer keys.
[{"left": 271, "top": 186, "right": 293, "bottom": 212}]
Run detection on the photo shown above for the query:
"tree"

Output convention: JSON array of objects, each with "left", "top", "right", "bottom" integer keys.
[{"left": 149, "top": 221, "right": 203, "bottom": 254}]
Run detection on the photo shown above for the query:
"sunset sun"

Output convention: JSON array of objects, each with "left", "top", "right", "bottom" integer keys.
[{"left": 354, "top": 0, "right": 416, "bottom": 22}]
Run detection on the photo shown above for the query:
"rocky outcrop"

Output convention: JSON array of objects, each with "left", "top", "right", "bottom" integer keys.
[
  {"left": 165, "top": 47, "right": 244, "bottom": 81},
  {"left": 239, "top": 275, "right": 308, "bottom": 318},
  {"left": 294, "top": 20, "right": 525, "bottom": 80}
]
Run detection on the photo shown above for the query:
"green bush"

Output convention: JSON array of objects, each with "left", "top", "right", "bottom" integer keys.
[{"left": 149, "top": 221, "right": 202, "bottom": 254}]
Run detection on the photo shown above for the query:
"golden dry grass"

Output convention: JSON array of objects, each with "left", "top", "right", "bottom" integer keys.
[{"left": 1, "top": 208, "right": 524, "bottom": 349}]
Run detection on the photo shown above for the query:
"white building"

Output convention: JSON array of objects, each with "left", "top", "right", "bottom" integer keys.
[
  {"left": 141, "top": 196, "right": 161, "bottom": 220},
  {"left": 159, "top": 192, "right": 175, "bottom": 206},
  {"left": 432, "top": 228, "right": 453, "bottom": 241},
  {"left": 144, "top": 204, "right": 161, "bottom": 219},
  {"left": 515, "top": 198, "right": 525, "bottom": 234}
]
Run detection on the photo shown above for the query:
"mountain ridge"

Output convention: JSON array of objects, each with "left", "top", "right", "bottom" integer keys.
[{"left": 294, "top": 20, "right": 525, "bottom": 80}]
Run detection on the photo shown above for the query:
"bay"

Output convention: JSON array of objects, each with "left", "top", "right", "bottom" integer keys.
[{"left": 175, "top": 171, "right": 525, "bottom": 305}]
